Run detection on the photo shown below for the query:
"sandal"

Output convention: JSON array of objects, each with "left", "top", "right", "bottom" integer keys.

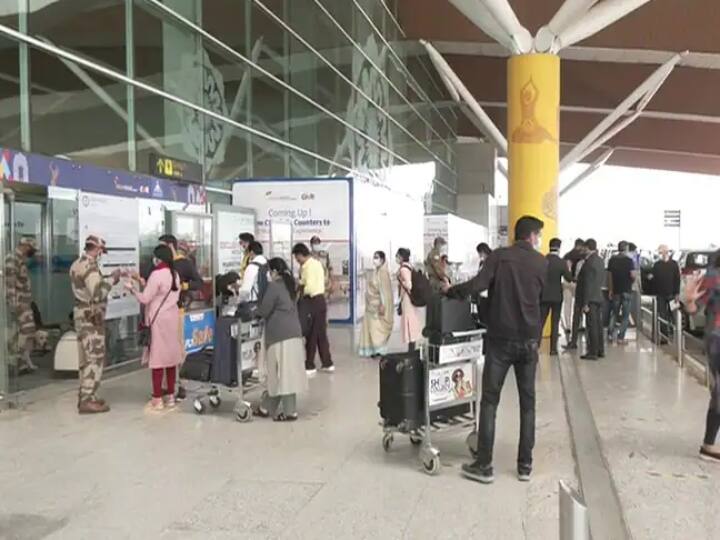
[
  {"left": 273, "top": 413, "right": 298, "bottom": 422},
  {"left": 254, "top": 406, "right": 270, "bottom": 418}
]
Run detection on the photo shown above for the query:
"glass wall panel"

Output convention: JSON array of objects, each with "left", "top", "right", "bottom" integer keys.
[
  {"left": 29, "top": 44, "right": 129, "bottom": 169},
  {"left": 28, "top": 0, "right": 126, "bottom": 71},
  {"left": 0, "top": 36, "right": 21, "bottom": 150}
]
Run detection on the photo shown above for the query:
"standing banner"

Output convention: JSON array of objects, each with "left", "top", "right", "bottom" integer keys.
[
  {"left": 78, "top": 192, "right": 140, "bottom": 320},
  {"left": 232, "top": 178, "right": 353, "bottom": 323},
  {"left": 214, "top": 205, "right": 255, "bottom": 275},
  {"left": 183, "top": 309, "right": 215, "bottom": 353}
]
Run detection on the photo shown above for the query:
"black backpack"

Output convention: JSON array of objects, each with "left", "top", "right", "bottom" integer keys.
[
  {"left": 402, "top": 264, "right": 432, "bottom": 307},
  {"left": 250, "top": 261, "right": 269, "bottom": 300}
]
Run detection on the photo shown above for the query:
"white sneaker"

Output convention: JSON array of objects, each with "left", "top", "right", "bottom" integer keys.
[
  {"left": 306, "top": 369, "right": 317, "bottom": 377},
  {"left": 319, "top": 365, "right": 336, "bottom": 373}
]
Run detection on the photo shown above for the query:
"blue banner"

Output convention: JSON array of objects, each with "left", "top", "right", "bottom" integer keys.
[
  {"left": 183, "top": 309, "right": 215, "bottom": 354},
  {"left": 0, "top": 146, "right": 206, "bottom": 204}
]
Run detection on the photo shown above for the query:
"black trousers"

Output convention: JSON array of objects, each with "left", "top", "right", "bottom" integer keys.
[
  {"left": 476, "top": 338, "right": 539, "bottom": 468},
  {"left": 569, "top": 300, "right": 584, "bottom": 347},
  {"left": 656, "top": 295, "right": 673, "bottom": 341},
  {"left": 586, "top": 302, "right": 605, "bottom": 357},
  {"left": 299, "top": 295, "right": 333, "bottom": 369},
  {"left": 704, "top": 337, "right": 720, "bottom": 447},
  {"left": 540, "top": 301, "right": 562, "bottom": 353}
]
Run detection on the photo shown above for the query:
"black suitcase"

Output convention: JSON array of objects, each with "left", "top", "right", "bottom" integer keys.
[
  {"left": 180, "top": 348, "right": 213, "bottom": 382},
  {"left": 424, "top": 296, "right": 476, "bottom": 345},
  {"left": 211, "top": 316, "right": 239, "bottom": 387},
  {"left": 379, "top": 351, "right": 423, "bottom": 430}
]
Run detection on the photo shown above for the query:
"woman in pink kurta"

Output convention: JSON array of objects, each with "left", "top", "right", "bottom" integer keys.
[
  {"left": 395, "top": 248, "right": 423, "bottom": 349},
  {"left": 126, "top": 245, "right": 182, "bottom": 411}
]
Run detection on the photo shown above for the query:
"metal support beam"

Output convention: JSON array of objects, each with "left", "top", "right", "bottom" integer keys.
[
  {"left": 125, "top": 0, "right": 136, "bottom": 171},
  {"left": 18, "top": 0, "right": 31, "bottom": 152},
  {"left": 448, "top": 0, "right": 514, "bottom": 53},
  {"left": 422, "top": 40, "right": 507, "bottom": 155},
  {"left": 536, "top": 0, "right": 599, "bottom": 52},
  {"left": 448, "top": 0, "right": 532, "bottom": 54},
  {"left": 556, "top": 0, "right": 654, "bottom": 51},
  {"left": 560, "top": 52, "right": 685, "bottom": 171},
  {"left": 559, "top": 147, "right": 614, "bottom": 197}
]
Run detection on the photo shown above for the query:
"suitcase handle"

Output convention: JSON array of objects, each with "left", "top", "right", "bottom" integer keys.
[{"left": 450, "top": 329, "right": 486, "bottom": 338}]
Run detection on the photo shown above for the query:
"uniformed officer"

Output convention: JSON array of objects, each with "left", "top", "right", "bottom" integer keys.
[
  {"left": 310, "top": 235, "right": 333, "bottom": 298},
  {"left": 4, "top": 237, "right": 39, "bottom": 373},
  {"left": 69, "top": 235, "right": 121, "bottom": 414},
  {"left": 425, "top": 236, "right": 449, "bottom": 292}
]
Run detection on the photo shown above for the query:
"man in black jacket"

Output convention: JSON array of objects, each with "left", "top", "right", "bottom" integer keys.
[
  {"left": 541, "top": 238, "right": 572, "bottom": 355},
  {"left": 652, "top": 244, "right": 681, "bottom": 342},
  {"left": 577, "top": 238, "right": 606, "bottom": 360},
  {"left": 444, "top": 215, "right": 547, "bottom": 485},
  {"left": 563, "top": 239, "right": 586, "bottom": 348}
]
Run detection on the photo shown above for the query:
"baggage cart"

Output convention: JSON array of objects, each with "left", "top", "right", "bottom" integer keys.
[
  {"left": 381, "top": 328, "right": 485, "bottom": 475},
  {"left": 190, "top": 317, "right": 263, "bottom": 422}
]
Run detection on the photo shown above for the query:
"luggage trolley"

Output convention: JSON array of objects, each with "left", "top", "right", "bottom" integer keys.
[
  {"left": 382, "top": 328, "right": 485, "bottom": 475},
  {"left": 191, "top": 317, "right": 263, "bottom": 422}
]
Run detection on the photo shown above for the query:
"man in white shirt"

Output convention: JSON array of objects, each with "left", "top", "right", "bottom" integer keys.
[{"left": 238, "top": 241, "right": 267, "bottom": 303}]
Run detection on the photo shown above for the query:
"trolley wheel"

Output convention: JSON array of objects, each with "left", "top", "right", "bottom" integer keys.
[
  {"left": 409, "top": 432, "right": 423, "bottom": 446},
  {"left": 193, "top": 399, "right": 205, "bottom": 415},
  {"left": 209, "top": 395, "right": 222, "bottom": 409},
  {"left": 466, "top": 431, "right": 478, "bottom": 459},
  {"left": 234, "top": 402, "right": 253, "bottom": 423},
  {"left": 422, "top": 455, "right": 441, "bottom": 475},
  {"left": 382, "top": 433, "right": 394, "bottom": 452}
]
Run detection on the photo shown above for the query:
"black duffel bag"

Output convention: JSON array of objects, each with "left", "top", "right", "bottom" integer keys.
[{"left": 180, "top": 348, "right": 213, "bottom": 382}]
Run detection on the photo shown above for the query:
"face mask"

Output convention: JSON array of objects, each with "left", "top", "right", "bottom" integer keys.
[
  {"left": 311, "top": 243, "right": 321, "bottom": 253},
  {"left": 396, "top": 257, "right": 402, "bottom": 266},
  {"left": 153, "top": 257, "right": 161, "bottom": 266},
  {"left": 373, "top": 258, "right": 382, "bottom": 267},
  {"left": 439, "top": 245, "right": 448, "bottom": 255},
  {"left": 534, "top": 235, "right": 543, "bottom": 251}
]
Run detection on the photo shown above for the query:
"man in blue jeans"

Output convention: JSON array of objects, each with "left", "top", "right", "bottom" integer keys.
[
  {"left": 607, "top": 241, "right": 636, "bottom": 344},
  {"left": 444, "top": 216, "right": 547, "bottom": 484}
]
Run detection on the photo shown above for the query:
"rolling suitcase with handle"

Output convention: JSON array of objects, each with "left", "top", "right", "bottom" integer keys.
[{"left": 378, "top": 350, "right": 423, "bottom": 430}]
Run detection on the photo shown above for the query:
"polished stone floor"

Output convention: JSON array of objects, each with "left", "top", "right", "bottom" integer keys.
[
  {"left": 2, "top": 328, "right": 717, "bottom": 539},
  {"left": 1, "top": 328, "right": 575, "bottom": 540}
]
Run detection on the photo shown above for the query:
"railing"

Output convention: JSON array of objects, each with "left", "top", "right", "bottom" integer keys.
[{"left": 638, "top": 295, "right": 709, "bottom": 386}]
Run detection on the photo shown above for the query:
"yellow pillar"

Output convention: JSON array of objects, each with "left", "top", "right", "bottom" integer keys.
[{"left": 507, "top": 54, "right": 560, "bottom": 252}]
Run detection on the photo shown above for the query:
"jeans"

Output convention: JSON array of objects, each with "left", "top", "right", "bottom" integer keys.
[
  {"left": 586, "top": 302, "right": 605, "bottom": 357},
  {"left": 541, "top": 301, "right": 562, "bottom": 353},
  {"left": 608, "top": 292, "right": 632, "bottom": 340},
  {"left": 704, "top": 337, "right": 720, "bottom": 448},
  {"left": 476, "top": 338, "right": 539, "bottom": 468}
]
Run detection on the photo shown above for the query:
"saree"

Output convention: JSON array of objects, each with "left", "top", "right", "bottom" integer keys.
[{"left": 358, "top": 264, "right": 394, "bottom": 357}]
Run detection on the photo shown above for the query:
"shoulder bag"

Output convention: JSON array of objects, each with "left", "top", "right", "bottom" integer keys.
[{"left": 137, "top": 287, "right": 172, "bottom": 348}]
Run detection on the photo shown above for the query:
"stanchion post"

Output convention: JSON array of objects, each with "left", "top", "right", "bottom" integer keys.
[
  {"left": 651, "top": 297, "right": 659, "bottom": 344},
  {"left": 675, "top": 308, "right": 684, "bottom": 367},
  {"left": 559, "top": 480, "right": 590, "bottom": 540}
]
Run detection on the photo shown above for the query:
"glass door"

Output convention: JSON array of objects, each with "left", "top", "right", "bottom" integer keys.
[{"left": 0, "top": 190, "right": 12, "bottom": 402}]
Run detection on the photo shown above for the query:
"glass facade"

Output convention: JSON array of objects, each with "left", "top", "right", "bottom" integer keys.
[
  {"left": 0, "top": 1, "right": 458, "bottom": 400},
  {"left": 0, "top": 0, "right": 457, "bottom": 208}
]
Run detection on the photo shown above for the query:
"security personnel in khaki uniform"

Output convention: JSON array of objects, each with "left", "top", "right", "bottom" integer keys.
[
  {"left": 70, "top": 235, "right": 121, "bottom": 414},
  {"left": 4, "top": 237, "right": 39, "bottom": 373},
  {"left": 425, "top": 236, "right": 449, "bottom": 292}
]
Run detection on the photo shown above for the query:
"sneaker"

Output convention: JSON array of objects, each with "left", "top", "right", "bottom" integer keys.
[
  {"left": 518, "top": 465, "right": 532, "bottom": 482},
  {"left": 461, "top": 461, "right": 494, "bottom": 484},
  {"left": 164, "top": 395, "right": 177, "bottom": 408},
  {"left": 306, "top": 369, "right": 317, "bottom": 376},
  {"left": 319, "top": 365, "right": 336, "bottom": 373},
  {"left": 78, "top": 399, "right": 111, "bottom": 415},
  {"left": 147, "top": 397, "right": 165, "bottom": 412},
  {"left": 175, "top": 385, "right": 187, "bottom": 401},
  {"left": 699, "top": 446, "right": 720, "bottom": 463}
]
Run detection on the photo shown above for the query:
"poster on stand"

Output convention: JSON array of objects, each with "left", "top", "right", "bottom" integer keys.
[
  {"left": 215, "top": 206, "right": 255, "bottom": 275},
  {"left": 78, "top": 192, "right": 139, "bottom": 320},
  {"left": 183, "top": 309, "right": 215, "bottom": 353},
  {"left": 232, "top": 178, "right": 352, "bottom": 323}
]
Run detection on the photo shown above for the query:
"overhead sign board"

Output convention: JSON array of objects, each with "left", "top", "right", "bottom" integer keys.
[{"left": 149, "top": 153, "right": 203, "bottom": 184}]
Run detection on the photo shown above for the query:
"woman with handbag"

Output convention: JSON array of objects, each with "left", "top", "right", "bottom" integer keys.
[
  {"left": 125, "top": 245, "right": 181, "bottom": 411},
  {"left": 255, "top": 257, "right": 308, "bottom": 421}
]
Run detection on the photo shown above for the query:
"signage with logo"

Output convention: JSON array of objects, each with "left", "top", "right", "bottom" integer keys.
[
  {"left": 428, "top": 361, "right": 476, "bottom": 407},
  {"left": 183, "top": 309, "right": 215, "bottom": 353},
  {"left": 663, "top": 209, "right": 681, "bottom": 228},
  {"left": 150, "top": 154, "right": 203, "bottom": 184}
]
